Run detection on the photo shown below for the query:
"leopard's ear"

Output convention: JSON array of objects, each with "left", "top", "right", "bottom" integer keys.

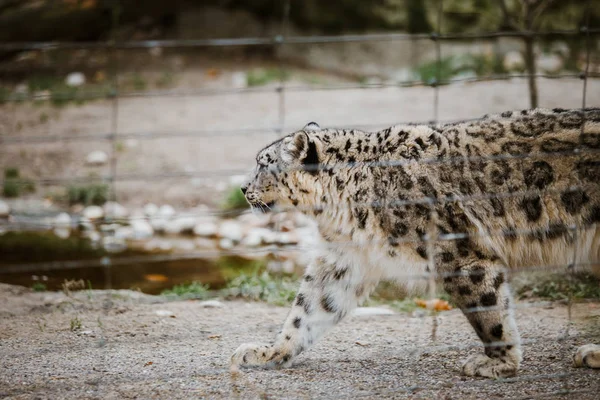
[
  {"left": 281, "top": 130, "right": 320, "bottom": 175},
  {"left": 282, "top": 131, "right": 309, "bottom": 163}
]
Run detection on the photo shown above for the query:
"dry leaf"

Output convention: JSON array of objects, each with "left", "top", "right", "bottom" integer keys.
[
  {"left": 415, "top": 298, "right": 452, "bottom": 311},
  {"left": 144, "top": 362, "right": 153, "bottom": 367},
  {"left": 208, "top": 335, "right": 222, "bottom": 339},
  {"left": 144, "top": 274, "right": 168, "bottom": 283},
  {"left": 206, "top": 68, "right": 220, "bottom": 78}
]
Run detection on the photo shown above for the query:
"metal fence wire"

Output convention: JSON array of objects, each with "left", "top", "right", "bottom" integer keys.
[{"left": 1, "top": 0, "right": 600, "bottom": 398}]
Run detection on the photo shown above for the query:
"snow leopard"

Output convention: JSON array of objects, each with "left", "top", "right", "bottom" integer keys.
[{"left": 231, "top": 108, "right": 600, "bottom": 378}]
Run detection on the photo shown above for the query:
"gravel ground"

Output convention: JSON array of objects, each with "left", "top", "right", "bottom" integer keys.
[{"left": 1, "top": 283, "right": 599, "bottom": 399}]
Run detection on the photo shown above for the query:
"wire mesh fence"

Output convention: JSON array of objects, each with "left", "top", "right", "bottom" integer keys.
[{"left": 1, "top": 0, "right": 600, "bottom": 398}]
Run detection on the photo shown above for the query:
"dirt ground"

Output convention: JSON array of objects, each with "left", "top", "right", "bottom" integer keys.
[
  {"left": 1, "top": 283, "right": 599, "bottom": 399},
  {"left": 2, "top": 77, "right": 600, "bottom": 207}
]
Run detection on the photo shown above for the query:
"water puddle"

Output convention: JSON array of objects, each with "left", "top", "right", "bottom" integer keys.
[{"left": 0, "top": 231, "right": 262, "bottom": 294}]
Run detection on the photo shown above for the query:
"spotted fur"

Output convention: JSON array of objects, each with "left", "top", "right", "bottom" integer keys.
[{"left": 232, "top": 108, "right": 600, "bottom": 378}]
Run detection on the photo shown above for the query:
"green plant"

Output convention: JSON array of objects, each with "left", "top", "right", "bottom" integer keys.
[
  {"left": 517, "top": 272, "right": 600, "bottom": 301},
  {"left": 70, "top": 316, "right": 82, "bottom": 331},
  {"left": 225, "top": 271, "right": 299, "bottom": 306},
  {"left": 32, "top": 282, "right": 47, "bottom": 292},
  {"left": 222, "top": 186, "right": 249, "bottom": 213},
  {"left": 161, "top": 281, "right": 211, "bottom": 300},
  {"left": 413, "top": 57, "right": 456, "bottom": 84},
  {"left": 3, "top": 168, "right": 35, "bottom": 198},
  {"left": 67, "top": 183, "right": 108, "bottom": 205},
  {"left": 156, "top": 71, "right": 175, "bottom": 88},
  {"left": 132, "top": 73, "right": 147, "bottom": 91},
  {"left": 246, "top": 68, "right": 289, "bottom": 87}
]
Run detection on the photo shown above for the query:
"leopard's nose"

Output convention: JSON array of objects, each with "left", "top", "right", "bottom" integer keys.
[{"left": 241, "top": 185, "right": 248, "bottom": 195}]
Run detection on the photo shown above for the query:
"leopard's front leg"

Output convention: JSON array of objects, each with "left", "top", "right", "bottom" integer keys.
[{"left": 231, "top": 255, "right": 375, "bottom": 372}]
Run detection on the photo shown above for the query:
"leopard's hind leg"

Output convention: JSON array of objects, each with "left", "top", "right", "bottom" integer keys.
[{"left": 440, "top": 244, "right": 522, "bottom": 378}]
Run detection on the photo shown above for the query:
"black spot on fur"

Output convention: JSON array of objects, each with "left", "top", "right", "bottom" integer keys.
[
  {"left": 321, "top": 294, "right": 336, "bottom": 313},
  {"left": 285, "top": 335, "right": 291, "bottom": 340},
  {"left": 466, "top": 301, "right": 478, "bottom": 310},
  {"left": 521, "top": 196, "right": 543, "bottom": 222},
  {"left": 524, "top": 161, "right": 554, "bottom": 190},
  {"left": 501, "top": 111, "right": 513, "bottom": 118},
  {"left": 392, "top": 222, "right": 409, "bottom": 237},
  {"left": 540, "top": 138, "right": 576, "bottom": 153},
  {"left": 304, "top": 275, "right": 313, "bottom": 282},
  {"left": 586, "top": 205, "right": 600, "bottom": 224},
  {"left": 296, "top": 293, "right": 305, "bottom": 308},
  {"left": 493, "top": 273, "right": 505, "bottom": 289},
  {"left": 490, "top": 324, "right": 503, "bottom": 339},
  {"left": 282, "top": 354, "right": 291, "bottom": 363},
  {"left": 293, "top": 317, "right": 302, "bottom": 328},
  {"left": 501, "top": 141, "right": 532, "bottom": 155},
  {"left": 490, "top": 198, "right": 506, "bottom": 217},
  {"left": 458, "top": 286, "right": 472, "bottom": 296},
  {"left": 354, "top": 208, "right": 369, "bottom": 229},
  {"left": 576, "top": 160, "right": 600, "bottom": 181},
  {"left": 480, "top": 292, "right": 498, "bottom": 307},
  {"left": 333, "top": 268, "right": 348, "bottom": 280},
  {"left": 440, "top": 252, "right": 455, "bottom": 263},
  {"left": 416, "top": 246, "right": 428, "bottom": 260},
  {"left": 470, "top": 266, "right": 485, "bottom": 284},
  {"left": 418, "top": 177, "right": 438, "bottom": 199},
  {"left": 561, "top": 189, "right": 589, "bottom": 215},
  {"left": 455, "top": 239, "right": 472, "bottom": 257}
]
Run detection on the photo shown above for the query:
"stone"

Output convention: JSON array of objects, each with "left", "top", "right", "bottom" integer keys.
[
  {"left": 53, "top": 228, "right": 70, "bottom": 239},
  {"left": 157, "top": 204, "right": 176, "bottom": 218},
  {"left": 231, "top": 71, "right": 247, "bottom": 89},
  {"left": 193, "top": 221, "right": 218, "bottom": 237},
  {"left": 54, "top": 212, "right": 71, "bottom": 228},
  {"left": 143, "top": 203, "right": 159, "bottom": 216},
  {"left": 198, "top": 300, "right": 224, "bottom": 308},
  {"left": 65, "top": 72, "right": 86, "bottom": 87},
  {"left": 0, "top": 200, "right": 10, "bottom": 218},
  {"left": 195, "top": 238, "right": 217, "bottom": 249},
  {"left": 352, "top": 307, "right": 395, "bottom": 317},
  {"left": 103, "top": 237, "right": 127, "bottom": 253},
  {"left": 218, "top": 220, "right": 243, "bottom": 242},
  {"left": 155, "top": 310, "right": 175, "bottom": 317},
  {"left": 538, "top": 54, "right": 563, "bottom": 73},
  {"left": 83, "top": 205, "right": 104, "bottom": 220},
  {"left": 85, "top": 150, "right": 108, "bottom": 166},
  {"left": 165, "top": 216, "right": 197, "bottom": 235},
  {"left": 219, "top": 238, "right": 235, "bottom": 250},
  {"left": 503, "top": 51, "right": 524, "bottom": 71},
  {"left": 241, "top": 228, "right": 275, "bottom": 247},
  {"left": 130, "top": 219, "right": 153, "bottom": 239},
  {"left": 104, "top": 202, "right": 128, "bottom": 219},
  {"left": 114, "top": 226, "right": 134, "bottom": 240}
]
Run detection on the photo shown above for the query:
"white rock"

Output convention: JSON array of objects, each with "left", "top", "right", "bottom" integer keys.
[
  {"left": 85, "top": 150, "right": 108, "bottom": 166},
  {"left": 104, "top": 202, "right": 128, "bottom": 219},
  {"left": 83, "top": 205, "right": 104, "bottom": 220},
  {"left": 0, "top": 200, "right": 10, "bottom": 217},
  {"left": 219, "top": 238, "right": 234, "bottom": 250},
  {"left": 144, "top": 239, "right": 173, "bottom": 252},
  {"left": 241, "top": 228, "right": 272, "bottom": 247},
  {"left": 165, "top": 216, "right": 197, "bottom": 235},
  {"left": 352, "top": 307, "right": 395, "bottom": 317},
  {"left": 275, "top": 232, "right": 298, "bottom": 245},
  {"left": 85, "top": 231, "right": 101, "bottom": 243},
  {"left": 503, "top": 51, "right": 524, "bottom": 71},
  {"left": 65, "top": 72, "right": 86, "bottom": 87},
  {"left": 150, "top": 217, "right": 168, "bottom": 233},
  {"left": 114, "top": 226, "right": 134, "bottom": 240},
  {"left": 158, "top": 204, "right": 176, "bottom": 218},
  {"left": 218, "top": 220, "right": 243, "bottom": 242},
  {"left": 175, "top": 240, "right": 195, "bottom": 251},
  {"left": 231, "top": 71, "right": 247, "bottom": 89},
  {"left": 237, "top": 212, "right": 268, "bottom": 228},
  {"left": 130, "top": 219, "right": 153, "bottom": 239},
  {"left": 53, "top": 228, "right": 70, "bottom": 239},
  {"left": 144, "top": 203, "right": 159, "bottom": 216},
  {"left": 193, "top": 221, "right": 218, "bottom": 237},
  {"left": 198, "top": 300, "right": 224, "bottom": 308},
  {"left": 538, "top": 54, "right": 563, "bottom": 73},
  {"left": 155, "top": 310, "right": 174, "bottom": 317},
  {"left": 103, "top": 237, "right": 127, "bottom": 253},
  {"left": 195, "top": 238, "right": 217, "bottom": 249},
  {"left": 54, "top": 212, "right": 71, "bottom": 228},
  {"left": 281, "top": 259, "right": 295, "bottom": 274}
]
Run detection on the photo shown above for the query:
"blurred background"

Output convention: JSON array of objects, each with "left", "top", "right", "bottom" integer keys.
[{"left": 1, "top": 0, "right": 600, "bottom": 302}]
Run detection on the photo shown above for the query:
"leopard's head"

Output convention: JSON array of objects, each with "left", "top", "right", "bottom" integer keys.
[{"left": 242, "top": 122, "right": 323, "bottom": 212}]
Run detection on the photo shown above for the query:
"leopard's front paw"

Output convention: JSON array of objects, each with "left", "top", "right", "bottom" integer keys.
[
  {"left": 230, "top": 343, "right": 293, "bottom": 373},
  {"left": 573, "top": 344, "right": 600, "bottom": 368},
  {"left": 461, "top": 354, "right": 518, "bottom": 378}
]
